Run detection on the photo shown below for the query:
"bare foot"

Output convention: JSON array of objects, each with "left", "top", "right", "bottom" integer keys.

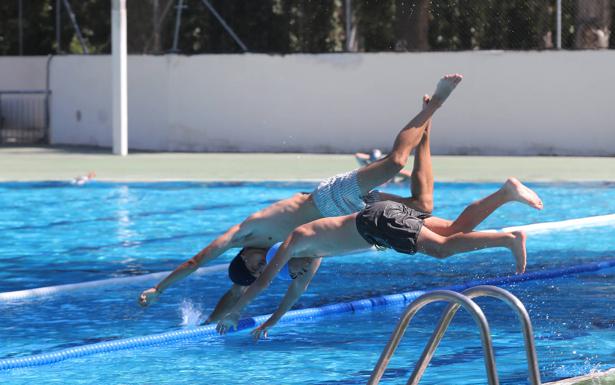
[
  {"left": 431, "top": 74, "right": 463, "bottom": 106},
  {"left": 502, "top": 177, "right": 544, "bottom": 210},
  {"left": 510, "top": 231, "right": 527, "bottom": 274}
]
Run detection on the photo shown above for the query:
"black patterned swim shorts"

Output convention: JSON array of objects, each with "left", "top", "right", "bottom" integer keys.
[{"left": 355, "top": 200, "right": 431, "bottom": 255}]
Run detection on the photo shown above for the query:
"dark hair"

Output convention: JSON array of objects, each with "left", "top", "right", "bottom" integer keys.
[{"left": 228, "top": 248, "right": 257, "bottom": 286}]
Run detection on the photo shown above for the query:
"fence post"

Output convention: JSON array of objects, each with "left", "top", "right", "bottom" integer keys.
[
  {"left": 112, "top": 0, "right": 128, "bottom": 156},
  {"left": 556, "top": 0, "right": 562, "bottom": 49},
  {"left": 345, "top": 0, "right": 352, "bottom": 52}
]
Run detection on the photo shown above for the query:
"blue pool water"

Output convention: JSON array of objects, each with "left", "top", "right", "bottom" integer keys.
[{"left": 1, "top": 181, "right": 615, "bottom": 384}]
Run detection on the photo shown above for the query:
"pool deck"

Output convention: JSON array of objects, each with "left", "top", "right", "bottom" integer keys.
[
  {"left": 545, "top": 368, "right": 615, "bottom": 385},
  {"left": 1, "top": 146, "right": 615, "bottom": 182},
  {"left": 3, "top": 146, "right": 615, "bottom": 384}
]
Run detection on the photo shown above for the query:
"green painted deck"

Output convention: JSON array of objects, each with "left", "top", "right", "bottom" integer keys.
[{"left": 1, "top": 146, "right": 614, "bottom": 182}]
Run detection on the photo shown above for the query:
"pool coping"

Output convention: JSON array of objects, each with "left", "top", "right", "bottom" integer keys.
[{"left": 545, "top": 368, "right": 615, "bottom": 384}]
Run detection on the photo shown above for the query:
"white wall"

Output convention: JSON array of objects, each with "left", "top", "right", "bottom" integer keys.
[
  {"left": 49, "top": 56, "right": 111, "bottom": 146},
  {"left": 0, "top": 57, "right": 48, "bottom": 89},
  {"left": 42, "top": 52, "right": 615, "bottom": 155},
  {"left": 48, "top": 56, "right": 169, "bottom": 148}
]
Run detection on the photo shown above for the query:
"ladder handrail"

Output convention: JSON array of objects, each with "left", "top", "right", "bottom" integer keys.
[
  {"left": 367, "top": 290, "right": 499, "bottom": 385},
  {"left": 407, "top": 285, "right": 541, "bottom": 385}
]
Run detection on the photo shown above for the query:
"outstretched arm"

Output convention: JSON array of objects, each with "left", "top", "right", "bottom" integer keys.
[
  {"left": 205, "top": 284, "right": 247, "bottom": 324},
  {"left": 216, "top": 240, "right": 294, "bottom": 333},
  {"left": 251, "top": 258, "right": 322, "bottom": 340},
  {"left": 138, "top": 223, "right": 249, "bottom": 306}
]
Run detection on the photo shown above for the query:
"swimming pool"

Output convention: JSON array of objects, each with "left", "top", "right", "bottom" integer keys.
[{"left": 1, "top": 181, "right": 615, "bottom": 384}]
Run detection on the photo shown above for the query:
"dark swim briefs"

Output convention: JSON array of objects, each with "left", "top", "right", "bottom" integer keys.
[{"left": 355, "top": 200, "right": 431, "bottom": 254}]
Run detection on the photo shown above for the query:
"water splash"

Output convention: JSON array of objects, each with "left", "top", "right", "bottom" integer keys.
[
  {"left": 553, "top": 356, "right": 603, "bottom": 379},
  {"left": 179, "top": 299, "right": 204, "bottom": 327}
]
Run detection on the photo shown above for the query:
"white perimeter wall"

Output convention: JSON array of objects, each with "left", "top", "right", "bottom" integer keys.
[
  {"left": 8, "top": 52, "right": 615, "bottom": 155},
  {"left": 0, "top": 57, "right": 48, "bottom": 89}
]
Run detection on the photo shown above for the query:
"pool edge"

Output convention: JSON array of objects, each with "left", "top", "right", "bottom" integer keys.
[{"left": 545, "top": 368, "right": 615, "bottom": 385}]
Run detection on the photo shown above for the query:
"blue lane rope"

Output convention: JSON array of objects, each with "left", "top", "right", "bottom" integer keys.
[{"left": 2, "top": 257, "right": 615, "bottom": 371}]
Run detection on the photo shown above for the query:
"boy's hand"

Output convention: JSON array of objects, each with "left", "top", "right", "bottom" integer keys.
[
  {"left": 138, "top": 287, "right": 160, "bottom": 307},
  {"left": 216, "top": 312, "right": 240, "bottom": 334},
  {"left": 251, "top": 320, "right": 276, "bottom": 341}
]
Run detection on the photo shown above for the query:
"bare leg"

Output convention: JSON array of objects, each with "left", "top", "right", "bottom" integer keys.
[
  {"left": 357, "top": 74, "right": 462, "bottom": 195},
  {"left": 377, "top": 95, "right": 434, "bottom": 212},
  {"left": 424, "top": 178, "right": 543, "bottom": 236},
  {"left": 417, "top": 226, "right": 527, "bottom": 273},
  {"left": 405, "top": 95, "right": 434, "bottom": 213}
]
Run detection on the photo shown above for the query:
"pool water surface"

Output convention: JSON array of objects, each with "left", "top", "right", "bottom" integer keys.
[{"left": 1, "top": 181, "right": 614, "bottom": 384}]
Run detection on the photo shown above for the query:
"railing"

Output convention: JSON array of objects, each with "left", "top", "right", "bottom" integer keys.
[
  {"left": 368, "top": 286, "right": 541, "bottom": 385},
  {"left": 0, "top": 90, "right": 50, "bottom": 144},
  {"left": 368, "top": 290, "right": 499, "bottom": 385}
]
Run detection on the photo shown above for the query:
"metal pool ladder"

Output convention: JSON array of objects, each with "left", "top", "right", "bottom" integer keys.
[{"left": 368, "top": 285, "right": 541, "bottom": 385}]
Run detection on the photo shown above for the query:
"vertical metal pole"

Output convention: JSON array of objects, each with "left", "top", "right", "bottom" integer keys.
[
  {"left": 56, "top": 0, "right": 61, "bottom": 53},
  {"left": 172, "top": 0, "right": 185, "bottom": 52},
  {"left": 18, "top": 0, "right": 23, "bottom": 55},
  {"left": 0, "top": 95, "right": 3, "bottom": 137},
  {"left": 556, "top": 0, "right": 562, "bottom": 49},
  {"left": 112, "top": 0, "right": 128, "bottom": 156},
  {"left": 44, "top": 55, "right": 53, "bottom": 144},
  {"left": 345, "top": 0, "right": 352, "bottom": 52},
  {"left": 152, "top": 0, "right": 160, "bottom": 53}
]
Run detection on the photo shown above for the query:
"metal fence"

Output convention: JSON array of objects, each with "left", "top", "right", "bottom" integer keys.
[
  {"left": 2, "top": 0, "right": 613, "bottom": 55},
  {"left": 0, "top": 90, "right": 50, "bottom": 144}
]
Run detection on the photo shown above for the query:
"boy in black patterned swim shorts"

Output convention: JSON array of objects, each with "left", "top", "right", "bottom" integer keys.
[{"left": 218, "top": 177, "right": 544, "bottom": 338}]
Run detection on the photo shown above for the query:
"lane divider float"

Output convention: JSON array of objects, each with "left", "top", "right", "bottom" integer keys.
[{"left": 2, "top": 257, "right": 615, "bottom": 370}]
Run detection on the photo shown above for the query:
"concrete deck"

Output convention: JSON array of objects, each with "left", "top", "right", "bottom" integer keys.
[
  {"left": 1, "top": 146, "right": 615, "bottom": 182},
  {"left": 545, "top": 368, "right": 615, "bottom": 385}
]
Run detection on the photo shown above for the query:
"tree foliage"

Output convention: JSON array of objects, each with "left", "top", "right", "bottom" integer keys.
[{"left": 0, "top": 0, "right": 612, "bottom": 55}]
